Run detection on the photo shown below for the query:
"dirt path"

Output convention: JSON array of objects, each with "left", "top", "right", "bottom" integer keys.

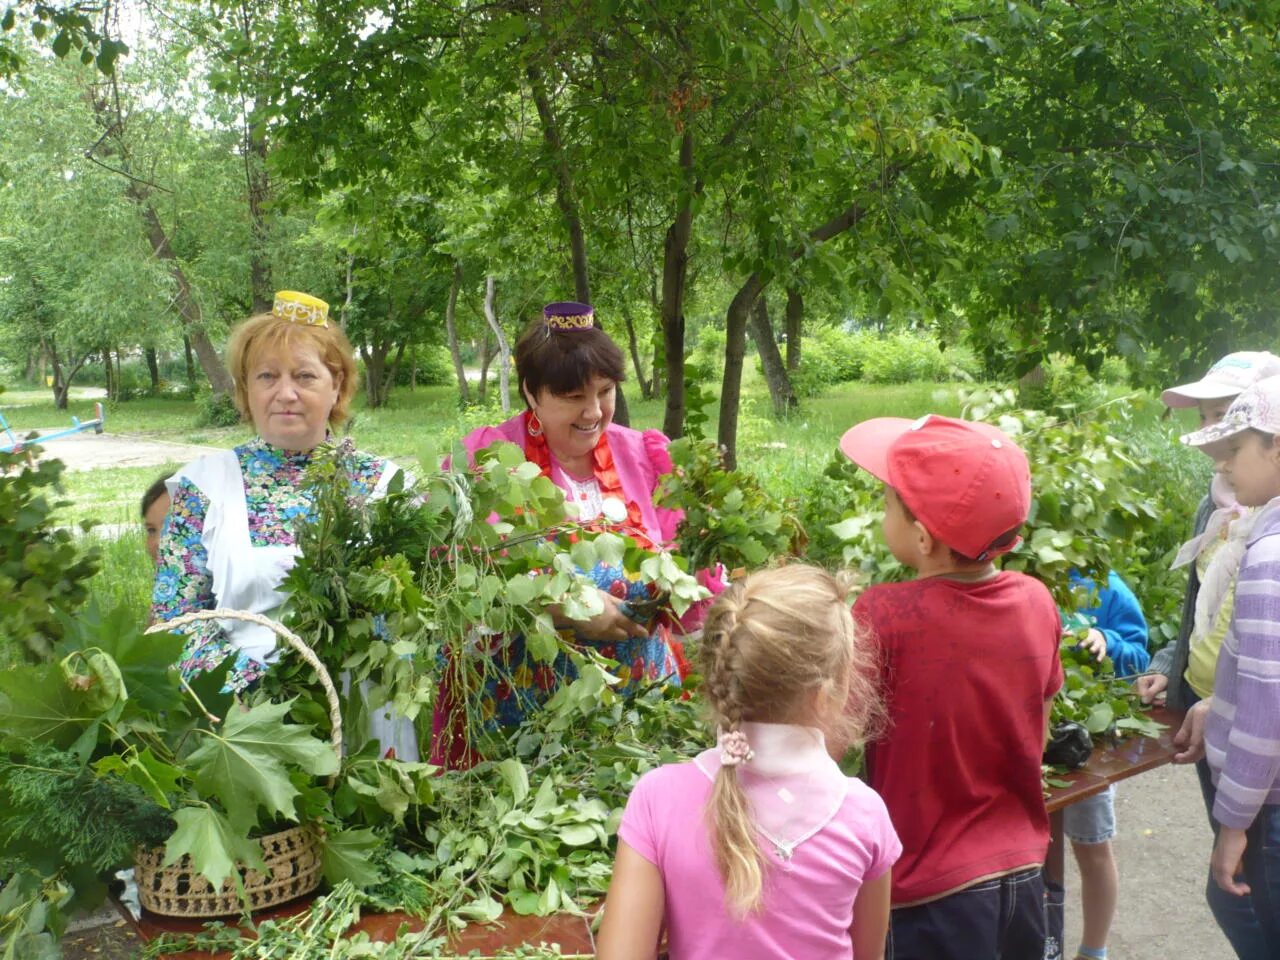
[
  {"left": 60, "top": 758, "right": 1237, "bottom": 959},
  {"left": 26, "top": 429, "right": 218, "bottom": 472},
  {"left": 1065, "top": 761, "right": 1233, "bottom": 959}
]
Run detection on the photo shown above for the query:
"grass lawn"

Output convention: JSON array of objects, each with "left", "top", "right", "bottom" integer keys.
[
  {"left": 5, "top": 374, "right": 978, "bottom": 526},
  {"left": 2, "top": 371, "right": 1206, "bottom": 672},
  {"left": 5, "top": 372, "right": 1202, "bottom": 528}
]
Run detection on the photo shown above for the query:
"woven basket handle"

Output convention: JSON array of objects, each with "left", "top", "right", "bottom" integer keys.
[{"left": 146, "top": 608, "right": 343, "bottom": 762}]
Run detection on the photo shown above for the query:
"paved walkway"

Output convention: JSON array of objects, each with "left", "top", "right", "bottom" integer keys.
[{"left": 24, "top": 430, "right": 218, "bottom": 472}]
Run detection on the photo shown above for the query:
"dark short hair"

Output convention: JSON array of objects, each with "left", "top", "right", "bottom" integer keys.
[
  {"left": 514, "top": 321, "right": 626, "bottom": 404},
  {"left": 141, "top": 474, "right": 170, "bottom": 517}
]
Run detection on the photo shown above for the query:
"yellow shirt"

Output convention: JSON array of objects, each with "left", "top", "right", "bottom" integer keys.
[{"left": 1185, "top": 539, "right": 1236, "bottom": 699}]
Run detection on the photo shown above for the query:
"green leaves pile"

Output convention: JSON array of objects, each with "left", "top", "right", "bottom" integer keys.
[
  {"left": 277, "top": 437, "right": 703, "bottom": 756},
  {"left": 1052, "top": 641, "right": 1164, "bottom": 742},
  {"left": 661, "top": 436, "right": 803, "bottom": 573},
  {"left": 146, "top": 680, "right": 708, "bottom": 960}
]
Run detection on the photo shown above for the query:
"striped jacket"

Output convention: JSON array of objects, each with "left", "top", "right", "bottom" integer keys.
[{"left": 1206, "top": 497, "right": 1280, "bottom": 829}]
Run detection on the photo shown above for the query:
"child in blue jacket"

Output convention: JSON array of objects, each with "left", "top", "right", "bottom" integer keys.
[{"left": 1059, "top": 570, "right": 1150, "bottom": 960}]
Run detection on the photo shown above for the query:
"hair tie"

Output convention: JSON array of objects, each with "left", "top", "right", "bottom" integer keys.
[{"left": 718, "top": 729, "right": 754, "bottom": 767}]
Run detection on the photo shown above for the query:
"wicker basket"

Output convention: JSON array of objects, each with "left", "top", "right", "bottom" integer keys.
[
  {"left": 135, "top": 823, "right": 323, "bottom": 918},
  {"left": 137, "top": 608, "right": 342, "bottom": 918}
]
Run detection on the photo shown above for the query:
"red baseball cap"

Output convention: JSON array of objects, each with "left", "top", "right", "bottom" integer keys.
[{"left": 839, "top": 414, "right": 1031, "bottom": 561}]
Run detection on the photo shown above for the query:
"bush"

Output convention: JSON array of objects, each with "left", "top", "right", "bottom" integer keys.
[
  {"left": 196, "top": 391, "right": 242, "bottom": 428},
  {"left": 1017, "top": 354, "right": 1110, "bottom": 414},
  {"left": 393, "top": 345, "right": 457, "bottom": 388},
  {"left": 1099, "top": 355, "right": 1130, "bottom": 386},
  {"left": 793, "top": 328, "right": 981, "bottom": 394},
  {"left": 793, "top": 325, "right": 864, "bottom": 393},
  {"left": 858, "top": 332, "right": 981, "bottom": 384},
  {"left": 688, "top": 326, "right": 726, "bottom": 381},
  {"left": 0, "top": 452, "right": 101, "bottom": 665}
]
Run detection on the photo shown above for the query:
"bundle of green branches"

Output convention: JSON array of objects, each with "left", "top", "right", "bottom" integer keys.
[
  {"left": 272, "top": 438, "right": 704, "bottom": 760},
  {"left": 0, "top": 741, "right": 173, "bottom": 876}
]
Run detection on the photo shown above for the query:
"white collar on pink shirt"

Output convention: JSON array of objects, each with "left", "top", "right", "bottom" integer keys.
[{"left": 694, "top": 722, "right": 848, "bottom": 862}]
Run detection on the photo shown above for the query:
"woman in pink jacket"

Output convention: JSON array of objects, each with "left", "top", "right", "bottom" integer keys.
[{"left": 431, "top": 302, "right": 712, "bottom": 765}]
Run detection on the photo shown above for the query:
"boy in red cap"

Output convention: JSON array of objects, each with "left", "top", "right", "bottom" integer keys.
[{"left": 841, "top": 414, "right": 1063, "bottom": 960}]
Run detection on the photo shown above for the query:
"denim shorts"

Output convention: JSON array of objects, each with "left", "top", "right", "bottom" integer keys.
[{"left": 1063, "top": 784, "right": 1116, "bottom": 844}]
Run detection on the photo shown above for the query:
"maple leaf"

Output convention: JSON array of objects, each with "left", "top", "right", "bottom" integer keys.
[
  {"left": 320, "top": 827, "right": 383, "bottom": 888},
  {"left": 184, "top": 698, "right": 339, "bottom": 831},
  {"left": 0, "top": 662, "right": 104, "bottom": 752},
  {"left": 163, "top": 805, "right": 266, "bottom": 893}
]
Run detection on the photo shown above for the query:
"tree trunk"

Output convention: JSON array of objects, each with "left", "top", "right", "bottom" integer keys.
[
  {"left": 621, "top": 302, "right": 651, "bottom": 399},
  {"left": 785, "top": 287, "right": 803, "bottom": 372},
  {"left": 444, "top": 261, "right": 470, "bottom": 405},
  {"left": 145, "top": 347, "right": 160, "bottom": 391},
  {"left": 718, "top": 278, "right": 763, "bottom": 469},
  {"left": 245, "top": 112, "right": 272, "bottom": 315},
  {"left": 360, "top": 341, "right": 388, "bottom": 408},
  {"left": 385, "top": 340, "right": 407, "bottom": 405},
  {"left": 183, "top": 336, "right": 197, "bottom": 391},
  {"left": 103, "top": 348, "right": 115, "bottom": 402},
  {"left": 661, "top": 128, "right": 697, "bottom": 439},
  {"left": 114, "top": 346, "right": 122, "bottom": 396},
  {"left": 44, "top": 336, "right": 65, "bottom": 409},
  {"left": 527, "top": 63, "right": 631, "bottom": 426},
  {"left": 43, "top": 335, "right": 90, "bottom": 410},
  {"left": 651, "top": 336, "right": 664, "bottom": 396},
  {"left": 23, "top": 349, "right": 37, "bottom": 382},
  {"left": 749, "top": 295, "right": 797, "bottom": 416},
  {"left": 360, "top": 335, "right": 405, "bottom": 408},
  {"left": 89, "top": 80, "right": 233, "bottom": 399},
  {"left": 718, "top": 185, "right": 890, "bottom": 466},
  {"left": 484, "top": 276, "right": 511, "bottom": 414},
  {"left": 527, "top": 64, "right": 591, "bottom": 304},
  {"left": 131, "top": 192, "right": 234, "bottom": 397},
  {"left": 339, "top": 254, "right": 355, "bottom": 330},
  {"left": 478, "top": 332, "right": 491, "bottom": 403}
]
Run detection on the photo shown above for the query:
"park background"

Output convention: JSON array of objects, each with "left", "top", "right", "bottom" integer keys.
[{"left": 4, "top": 0, "right": 1280, "bottom": 957}]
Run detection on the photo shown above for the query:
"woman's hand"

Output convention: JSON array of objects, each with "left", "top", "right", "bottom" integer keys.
[{"left": 556, "top": 590, "right": 649, "bottom": 642}]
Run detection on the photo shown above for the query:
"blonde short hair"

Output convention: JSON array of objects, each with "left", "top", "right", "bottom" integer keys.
[{"left": 225, "top": 313, "right": 359, "bottom": 427}]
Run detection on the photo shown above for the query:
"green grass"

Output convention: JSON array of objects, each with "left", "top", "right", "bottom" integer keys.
[
  {"left": 0, "top": 372, "right": 1208, "bottom": 672},
  {"left": 31, "top": 377, "right": 973, "bottom": 525},
  {"left": 81, "top": 524, "right": 156, "bottom": 625}
]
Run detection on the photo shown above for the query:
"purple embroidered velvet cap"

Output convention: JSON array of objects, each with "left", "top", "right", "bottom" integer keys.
[{"left": 543, "top": 301, "right": 595, "bottom": 331}]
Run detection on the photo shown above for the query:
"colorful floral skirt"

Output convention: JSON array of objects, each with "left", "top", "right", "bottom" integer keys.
[{"left": 430, "top": 563, "right": 681, "bottom": 766}]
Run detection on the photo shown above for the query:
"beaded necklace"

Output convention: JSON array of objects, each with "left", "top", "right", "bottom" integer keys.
[{"left": 522, "top": 411, "right": 658, "bottom": 551}]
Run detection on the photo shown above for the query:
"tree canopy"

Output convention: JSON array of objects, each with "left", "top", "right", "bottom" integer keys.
[{"left": 2, "top": 0, "right": 1279, "bottom": 454}]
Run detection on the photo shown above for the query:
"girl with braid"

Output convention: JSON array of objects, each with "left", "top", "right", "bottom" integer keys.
[{"left": 597, "top": 565, "right": 900, "bottom": 960}]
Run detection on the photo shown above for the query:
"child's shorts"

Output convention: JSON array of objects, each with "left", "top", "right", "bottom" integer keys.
[{"left": 1063, "top": 783, "right": 1116, "bottom": 844}]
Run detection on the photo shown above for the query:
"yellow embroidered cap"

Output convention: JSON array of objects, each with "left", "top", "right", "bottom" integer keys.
[{"left": 273, "top": 290, "right": 330, "bottom": 327}]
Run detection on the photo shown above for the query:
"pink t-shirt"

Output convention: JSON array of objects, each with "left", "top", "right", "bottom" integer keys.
[{"left": 618, "top": 761, "right": 901, "bottom": 959}]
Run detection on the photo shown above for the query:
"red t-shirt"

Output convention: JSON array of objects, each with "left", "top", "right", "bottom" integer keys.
[{"left": 854, "top": 572, "right": 1063, "bottom": 906}]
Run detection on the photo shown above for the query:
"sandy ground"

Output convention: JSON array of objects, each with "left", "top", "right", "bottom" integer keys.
[
  {"left": 22, "top": 429, "right": 218, "bottom": 472},
  {"left": 1063, "top": 761, "right": 1234, "bottom": 959},
  {"left": 59, "top": 759, "right": 1237, "bottom": 959}
]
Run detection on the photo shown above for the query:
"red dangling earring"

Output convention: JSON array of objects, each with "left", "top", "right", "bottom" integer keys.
[{"left": 527, "top": 411, "right": 544, "bottom": 437}]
